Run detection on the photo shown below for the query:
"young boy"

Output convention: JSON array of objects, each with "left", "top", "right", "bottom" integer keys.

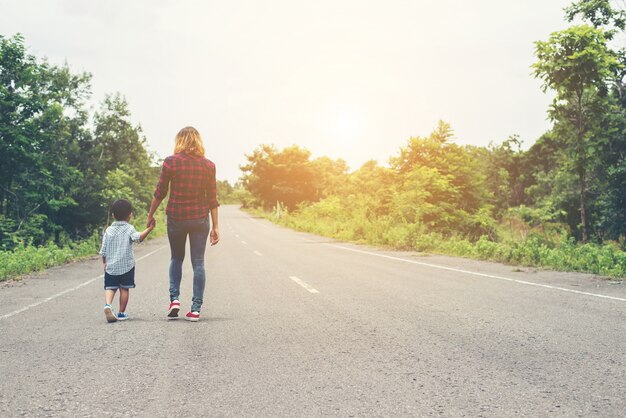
[{"left": 100, "top": 199, "right": 155, "bottom": 323}]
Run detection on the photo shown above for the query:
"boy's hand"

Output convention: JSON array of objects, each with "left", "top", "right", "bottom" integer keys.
[
  {"left": 210, "top": 228, "right": 220, "bottom": 246},
  {"left": 146, "top": 215, "right": 155, "bottom": 228},
  {"left": 149, "top": 218, "right": 156, "bottom": 228}
]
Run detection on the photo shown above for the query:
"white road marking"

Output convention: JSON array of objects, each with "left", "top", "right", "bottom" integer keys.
[
  {"left": 325, "top": 244, "right": 626, "bottom": 303},
  {"left": 0, "top": 245, "right": 168, "bottom": 321},
  {"left": 0, "top": 277, "right": 100, "bottom": 321},
  {"left": 136, "top": 246, "right": 168, "bottom": 262},
  {"left": 235, "top": 234, "right": 239, "bottom": 238},
  {"left": 241, "top": 240, "right": 247, "bottom": 245},
  {"left": 289, "top": 276, "right": 319, "bottom": 293},
  {"left": 253, "top": 250, "right": 263, "bottom": 256}
]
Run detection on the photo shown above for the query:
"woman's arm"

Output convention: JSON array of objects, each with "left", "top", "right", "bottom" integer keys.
[
  {"left": 139, "top": 220, "right": 156, "bottom": 241},
  {"left": 148, "top": 158, "right": 171, "bottom": 227},
  {"left": 146, "top": 197, "right": 163, "bottom": 228},
  {"left": 210, "top": 207, "right": 219, "bottom": 246},
  {"left": 208, "top": 162, "right": 220, "bottom": 245}
]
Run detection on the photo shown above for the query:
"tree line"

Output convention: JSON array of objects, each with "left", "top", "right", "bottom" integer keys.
[
  {"left": 241, "top": 0, "right": 626, "bottom": 248},
  {"left": 0, "top": 34, "right": 158, "bottom": 250}
]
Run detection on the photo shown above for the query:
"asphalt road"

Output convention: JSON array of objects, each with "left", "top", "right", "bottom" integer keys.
[{"left": 1, "top": 205, "right": 625, "bottom": 417}]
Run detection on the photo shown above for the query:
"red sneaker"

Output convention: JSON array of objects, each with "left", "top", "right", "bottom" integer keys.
[
  {"left": 167, "top": 300, "right": 180, "bottom": 319},
  {"left": 185, "top": 311, "right": 200, "bottom": 322}
]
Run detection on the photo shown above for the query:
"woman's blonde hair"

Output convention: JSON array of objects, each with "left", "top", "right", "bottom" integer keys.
[{"left": 174, "top": 126, "right": 205, "bottom": 156}]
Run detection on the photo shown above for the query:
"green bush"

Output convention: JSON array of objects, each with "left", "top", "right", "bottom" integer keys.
[{"left": 0, "top": 209, "right": 167, "bottom": 282}]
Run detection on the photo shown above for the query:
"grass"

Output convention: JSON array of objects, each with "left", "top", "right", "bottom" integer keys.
[
  {"left": 248, "top": 206, "right": 626, "bottom": 279},
  {"left": 0, "top": 209, "right": 167, "bottom": 282}
]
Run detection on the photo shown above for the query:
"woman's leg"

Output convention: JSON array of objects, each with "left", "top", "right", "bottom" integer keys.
[
  {"left": 167, "top": 219, "right": 187, "bottom": 302},
  {"left": 189, "top": 218, "right": 210, "bottom": 312}
]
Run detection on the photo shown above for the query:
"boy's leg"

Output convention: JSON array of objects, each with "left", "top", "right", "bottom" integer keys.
[
  {"left": 103, "top": 286, "right": 118, "bottom": 322},
  {"left": 119, "top": 288, "right": 129, "bottom": 312},
  {"left": 167, "top": 219, "right": 187, "bottom": 302},
  {"left": 189, "top": 217, "right": 210, "bottom": 313},
  {"left": 105, "top": 289, "right": 117, "bottom": 305},
  {"left": 117, "top": 268, "right": 135, "bottom": 313}
]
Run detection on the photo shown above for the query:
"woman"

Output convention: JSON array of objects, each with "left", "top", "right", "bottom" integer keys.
[{"left": 147, "top": 126, "right": 220, "bottom": 322}]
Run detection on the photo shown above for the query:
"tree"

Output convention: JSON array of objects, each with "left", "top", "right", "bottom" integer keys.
[
  {"left": 565, "top": 0, "right": 626, "bottom": 34},
  {"left": 389, "top": 121, "right": 490, "bottom": 215},
  {"left": 241, "top": 145, "right": 318, "bottom": 210},
  {"left": 564, "top": 1, "right": 626, "bottom": 241},
  {"left": 480, "top": 136, "right": 528, "bottom": 216},
  {"left": 92, "top": 94, "right": 156, "bottom": 214},
  {"left": 310, "top": 156, "right": 349, "bottom": 198},
  {"left": 533, "top": 25, "right": 618, "bottom": 241},
  {"left": 0, "top": 34, "right": 93, "bottom": 246}
]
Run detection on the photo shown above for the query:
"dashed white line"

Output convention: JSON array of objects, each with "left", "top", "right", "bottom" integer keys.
[
  {"left": 235, "top": 234, "right": 240, "bottom": 238},
  {"left": 0, "top": 245, "right": 168, "bottom": 321},
  {"left": 241, "top": 240, "right": 247, "bottom": 245},
  {"left": 325, "top": 244, "right": 626, "bottom": 303},
  {"left": 253, "top": 250, "right": 263, "bottom": 256},
  {"left": 289, "top": 276, "right": 319, "bottom": 293}
]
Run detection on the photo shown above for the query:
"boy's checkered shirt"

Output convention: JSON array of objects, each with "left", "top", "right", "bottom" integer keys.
[{"left": 99, "top": 221, "right": 142, "bottom": 275}]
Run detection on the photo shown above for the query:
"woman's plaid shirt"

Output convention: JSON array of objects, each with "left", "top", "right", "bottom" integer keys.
[{"left": 154, "top": 152, "right": 219, "bottom": 221}]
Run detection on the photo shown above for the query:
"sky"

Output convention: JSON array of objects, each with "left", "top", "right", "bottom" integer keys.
[{"left": 0, "top": 0, "right": 572, "bottom": 183}]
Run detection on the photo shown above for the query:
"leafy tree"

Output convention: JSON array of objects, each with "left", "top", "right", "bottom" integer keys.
[
  {"left": 533, "top": 25, "right": 618, "bottom": 241},
  {"left": 92, "top": 94, "right": 156, "bottom": 216},
  {"left": 0, "top": 34, "right": 92, "bottom": 246},
  {"left": 216, "top": 180, "right": 234, "bottom": 203},
  {"left": 310, "top": 156, "right": 349, "bottom": 198},
  {"left": 565, "top": 0, "right": 626, "bottom": 33},
  {"left": 480, "top": 135, "right": 528, "bottom": 216},
  {"left": 241, "top": 144, "right": 318, "bottom": 210},
  {"left": 565, "top": 1, "right": 626, "bottom": 241},
  {"left": 348, "top": 160, "right": 395, "bottom": 218},
  {"left": 390, "top": 121, "right": 490, "bottom": 216}
]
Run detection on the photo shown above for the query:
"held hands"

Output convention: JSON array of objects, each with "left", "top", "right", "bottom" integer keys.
[
  {"left": 210, "top": 228, "right": 220, "bottom": 246},
  {"left": 146, "top": 215, "right": 156, "bottom": 229}
]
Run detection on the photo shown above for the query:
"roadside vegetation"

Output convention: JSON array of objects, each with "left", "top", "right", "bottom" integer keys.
[
  {"left": 1, "top": 35, "right": 175, "bottom": 280},
  {"left": 0, "top": 209, "right": 167, "bottom": 282},
  {"left": 241, "top": 1, "right": 626, "bottom": 278}
]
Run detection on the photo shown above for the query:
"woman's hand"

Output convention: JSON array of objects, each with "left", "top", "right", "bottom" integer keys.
[
  {"left": 146, "top": 215, "right": 155, "bottom": 228},
  {"left": 210, "top": 228, "right": 220, "bottom": 246}
]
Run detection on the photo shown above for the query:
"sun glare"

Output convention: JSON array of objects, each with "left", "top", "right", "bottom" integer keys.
[{"left": 325, "top": 105, "right": 365, "bottom": 144}]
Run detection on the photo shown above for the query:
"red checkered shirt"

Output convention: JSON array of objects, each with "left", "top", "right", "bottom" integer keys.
[{"left": 154, "top": 152, "right": 219, "bottom": 220}]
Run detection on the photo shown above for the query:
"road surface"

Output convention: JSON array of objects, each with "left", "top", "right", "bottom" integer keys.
[{"left": 1, "top": 205, "right": 625, "bottom": 417}]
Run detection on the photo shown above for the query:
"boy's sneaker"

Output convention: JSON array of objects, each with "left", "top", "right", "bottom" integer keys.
[
  {"left": 117, "top": 312, "right": 129, "bottom": 321},
  {"left": 185, "top": 311, "right": 200, "bottom": 322},
  {"left": 104, "top": 304, "right": 117, "bottom": 323},
  {"left": 167, "top": 300, "right": 180, "bottom": 319}
]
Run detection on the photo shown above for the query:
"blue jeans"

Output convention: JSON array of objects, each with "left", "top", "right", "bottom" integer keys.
[{"left": 167, "top": 216, "right": 210, "bottom": 312}]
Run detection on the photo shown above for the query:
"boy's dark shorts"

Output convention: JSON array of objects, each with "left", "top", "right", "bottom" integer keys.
[{"left": 104, "top": 267, "right": 135, "bottom": 290}]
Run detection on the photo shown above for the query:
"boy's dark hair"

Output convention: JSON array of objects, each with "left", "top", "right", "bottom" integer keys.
[{"left": 111, "top": 199, "right": 132, "bottom": 221}]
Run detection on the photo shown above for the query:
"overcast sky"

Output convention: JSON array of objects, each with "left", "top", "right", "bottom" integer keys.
[{"left": 0, "top": 0, "right": 571, "bottom": 183}]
